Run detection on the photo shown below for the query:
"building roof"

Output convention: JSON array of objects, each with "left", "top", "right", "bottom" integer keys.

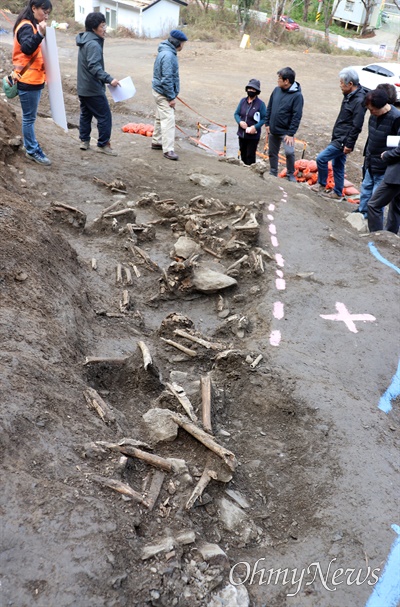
[{"left": 108, "top": 0, "right": 187, "bottom": 10}]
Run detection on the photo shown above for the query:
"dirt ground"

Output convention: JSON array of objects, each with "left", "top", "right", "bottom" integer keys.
[{"left": 0, "top": 20, "right": 399, "bottom": 607}]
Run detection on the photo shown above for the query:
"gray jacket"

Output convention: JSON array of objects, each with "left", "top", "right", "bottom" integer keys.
[
  {"left": 76, "top": 31, "right": 113, "bottom": 96},
  {"left": 152, "top": 40, "right": 179, "bottom": 101}
]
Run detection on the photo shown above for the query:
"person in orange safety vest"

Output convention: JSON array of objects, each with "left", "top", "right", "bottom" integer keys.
[{"left": 12, "top": 0, "right": 52, "bottom": 166}]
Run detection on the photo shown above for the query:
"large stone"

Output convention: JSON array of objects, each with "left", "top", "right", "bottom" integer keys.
[
  {"left": 189, "top": 173, "right": 219, "bottom": 187},
  {"left": 207, "top": 583, "right": 249, "bottom": 607},
  {"left": 197, "top": 542, "right": 229, "bottom": 568},
  {"left": 142, "top": 407, "right": 178, "bottom": 442},
  {"left": 217, "top": 497, "right": 247, "bottom": 531},
  {"left": 192, "top": 269, "right": 237, "bottom": 293},
  {"left": 345, "top": 212, "right": 368, "bottom": 233},
  {"left": 172, "top": 236, "right": 201, "bottom": 259}
]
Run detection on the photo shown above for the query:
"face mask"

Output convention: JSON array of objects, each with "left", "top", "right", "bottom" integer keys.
[{"left": 247, "top": 90, "right": 257, "bottom": 98}]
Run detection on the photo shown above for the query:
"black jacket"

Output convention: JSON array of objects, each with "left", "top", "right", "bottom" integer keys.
[
  {"left": 76, "top": 31, "right": 113, "bottom": 97},
  {"left": 364, "top": 105, "right": 400, "bottom": 175},
  {"left": 265, "top": 82, "right": 303, "bottom": 137},
  {"left": 382, "top": 128, "right": 400, "bottom": 185},
  {"left": 331, "top": 85, "right": 366, "bottom": 150}
]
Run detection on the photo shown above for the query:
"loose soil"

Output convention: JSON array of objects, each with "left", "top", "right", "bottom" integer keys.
[{"left": 0, "top": 21, "right": 399, "bottom": 607}]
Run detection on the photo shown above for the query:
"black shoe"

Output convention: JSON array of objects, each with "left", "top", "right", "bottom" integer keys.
[
  {"left": 151, "top": 143, "right": 162, "bottom": 150},
  {"left": 164, "top": 151, "right": 179, "bottom": 161}
]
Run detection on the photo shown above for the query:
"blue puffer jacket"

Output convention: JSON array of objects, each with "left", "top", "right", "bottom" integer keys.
[{"left": 152, "top": 40, "right": 180, "bottom": 101}]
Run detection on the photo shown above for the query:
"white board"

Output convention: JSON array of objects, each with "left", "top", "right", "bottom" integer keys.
[{"left": 41, "top": 26, "right": 68, "bottom": 132}]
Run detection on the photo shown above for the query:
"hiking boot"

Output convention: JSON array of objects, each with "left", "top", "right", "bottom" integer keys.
[
  {"left": 322, "top": 190, "right": 343, "bottom": 201},
  {"left": 310, "top": 183, "right": 326, "bottom": 193},
  {"left": 151, "top": 143, "right": 162, "bottom": 150},
  {"left": 25, "top": 149, "right": 52, "bottom": 166},
  {"left": 287, "top": 174, "right": 297, "bottom": 183},
  {"left": 163, "top": 151, "right": 179, "bottom": 161},
  {"left": 80, "top": 140, "right": 90, "bottom": 150},
  {"left": 97, "top": 143, "right": 118, "bottom": 156}
]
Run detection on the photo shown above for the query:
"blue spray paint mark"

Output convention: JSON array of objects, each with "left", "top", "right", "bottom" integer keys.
[
  {"left": 365, "top": 525, "right": 400, "bottom": 607},
  {"left": 368, "top": 242, "right": 400, "bottom": 275},
  {"left": 378, "top": 359, "right": 400, "bottom": 414}
]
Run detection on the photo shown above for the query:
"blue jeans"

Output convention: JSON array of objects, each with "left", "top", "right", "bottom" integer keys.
[
  {"left": 79, "top": 95, "right": 112, "bottom": 147},
  {"left": 316, "top": 144, "right": 346, "bottom": 197},
  {"left": 18, "top": 88, "right": 42, "bottom": 155},
  {"left": 358, "top": 169, "right": 384, "bottom": 218}
]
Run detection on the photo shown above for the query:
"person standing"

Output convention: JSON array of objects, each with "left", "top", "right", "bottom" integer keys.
[
  {"left": 367, "top": 134, "right": 400, "bottom": 234},
  {"left": 265, "top": 67, "right": 303, "bottom": 182},
  {"left": 354, "top": 88, "right": 400, "bottom": 218},
  {"left": 13, "top": 0, "right": 52, "bottom": 166},
  {"left": 151, "top": 29, "right": 188, "bottom": 161},
  {"left": 310, "top": 68, "right": 366, "bottom": 200},
  {"left": 234, "top": 78, "right": 266, "bottom": 166},
  {"left": 76, "top": 12, "right": 120, "bottom": 156}
]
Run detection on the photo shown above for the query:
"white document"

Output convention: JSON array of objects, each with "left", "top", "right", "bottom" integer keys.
[
  {"left": 41, "top": 26, "right": 68, "bottom": 132},
  {"left": 108, "top": 77, "right": 136, "bottom": 102},
  {"left": 386, "top": 136, "right": 400, "bottom": 148}
]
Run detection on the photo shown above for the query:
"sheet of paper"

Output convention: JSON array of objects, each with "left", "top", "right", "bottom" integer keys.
[
  {"left": 386, "top": 136, "right": 400, "bottom": 148},
  {"left": 108, "top": 77, "right": 136, "bottom": 102}
]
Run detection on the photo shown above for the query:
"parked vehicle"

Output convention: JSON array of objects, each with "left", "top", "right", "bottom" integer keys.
[
  {"left": 267, "top": 15, "right": 300, "bottom": 31},
  {"left": 349, "top": 63, "right": 400, "bottom": 102}
]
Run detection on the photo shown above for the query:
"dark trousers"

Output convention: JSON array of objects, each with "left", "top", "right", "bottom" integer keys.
[
  {"left": 79, "top": 94, "right": 112, "bottom": 148},
  {"left": 239, "top": 137, "right": 259, "bottom": 165},
  {"left": 367, "top": 181, "right": 400, "bottom": 234},
  {"left": 268, "top": 133, "right": 295, "bottom": 177}
]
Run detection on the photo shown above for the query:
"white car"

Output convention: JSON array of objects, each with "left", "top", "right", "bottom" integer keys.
[{"left": 348, "top": 63, "right": 400, "bottom": 102}]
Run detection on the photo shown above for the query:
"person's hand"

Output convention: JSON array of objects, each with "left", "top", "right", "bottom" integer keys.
[
  {"left": 239, "top": 121, "right": 247, "bottom": 129},
  {"left": 110, "top": 79, "right": 120, "bottom": 87},
  {"left": 169, "top": 98, "right": 176, "bottom": 108},
  {"left": 37, "top": 20, "right": 47, "bottom": 36},
  {"left": 246, "top": 126, "right": 257, "bottom": 135},
  {"left": 284, "top": 135, "right": 294, "bottom": 146},
  {"left": 343, "top": 146, "right": 352, "bottom": 155},
  {"left": 265, "top": 125, "right": 270, "bottom": 135}
]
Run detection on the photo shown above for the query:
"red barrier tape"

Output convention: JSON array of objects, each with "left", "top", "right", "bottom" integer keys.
[{"left": 177, "top": 96, "right": 226, "bottom": 129}]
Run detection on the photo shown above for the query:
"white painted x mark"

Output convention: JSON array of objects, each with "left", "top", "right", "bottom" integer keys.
[{"left": 320, "top": 302, "right": 376, "bottom": 334}]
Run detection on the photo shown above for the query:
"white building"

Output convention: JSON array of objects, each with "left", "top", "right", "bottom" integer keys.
[
  {"left": 74, "top": 0, "right": 187, "bottom": 38},
  {"left": 333, "top": 0, "right": 383, "bottom": 31}
]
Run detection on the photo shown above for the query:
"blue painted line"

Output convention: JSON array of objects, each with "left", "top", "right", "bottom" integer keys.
[
  {"left": 365, "top": 525, "right": 400, "bottom": 607},
  {"left": 378, "top": 359, "right": 400, "bottom": 414},
  {"left": 368, "top": 242, "right": 400, "bottom": 275}
]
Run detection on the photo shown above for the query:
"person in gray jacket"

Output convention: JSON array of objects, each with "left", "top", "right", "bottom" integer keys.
[
  {"left": 76, "top": 12, "right": 120, "bottom": 155},
  {"left": 367, "top": 130, "right": 400, "bottom": 234},
  {"left": 151, "top": 29, "right": 188, "bottom": 161}
]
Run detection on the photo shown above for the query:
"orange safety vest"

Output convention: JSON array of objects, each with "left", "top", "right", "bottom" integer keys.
[{"left": 12, "top": 19, "right": 45, "bottom": 86}]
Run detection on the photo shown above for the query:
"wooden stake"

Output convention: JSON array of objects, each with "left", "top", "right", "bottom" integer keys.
[
  {"left": 83, "top": 387, "right": 116, "bottom": 425},
  {"left": 201, "top": 375, "right": 212, "bottom": 433},
  {"left": 169, "top": 411, "right": 237, "bottom": 471},
  {"left": 160, "top": 337, "right": 197, "bottom": 358},
  {"left": 92, "top": 475, "right": 149, "bottom": 506},
  {"left": 145, "top": 470, "right": 165, "bottom": 511},
  {"left": 138, "top": 341, "right": 152, "bottom": 370},
  {"left": 166, "top": 382, "right": 198, "bottom": 423}
]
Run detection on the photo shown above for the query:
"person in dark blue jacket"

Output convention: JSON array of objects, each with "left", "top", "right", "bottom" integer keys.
[
  {"left": 151, "top": 29, "right": 187, "bottom": 161},
  {"left": 76, "top": 12, "right": 120, "bottom": 156},
  {"left": 234, "top": 78, "right": 266, "bottom": 165},
  {"left": 265, "top": 67, "right": 303, "bottom": 182}
]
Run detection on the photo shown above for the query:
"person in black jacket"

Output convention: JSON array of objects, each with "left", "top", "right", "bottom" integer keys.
[
  {"left": 234, "top": 78, "right": 267, "bottom": 165},
  {"left": 76, "top": 12, "right": 120, "bottom": 155},
  {"left": 367, "top": 130, "right": 400, "bottom": 234},
  {"left": 354, "top": 88, "right": 400, "bottom": 218},
  {"left": 265, "top": 67, "right": 303, "bottom": 182},
  {"left": 311, "top": 67, "right": 366, "bottom": 200}
]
